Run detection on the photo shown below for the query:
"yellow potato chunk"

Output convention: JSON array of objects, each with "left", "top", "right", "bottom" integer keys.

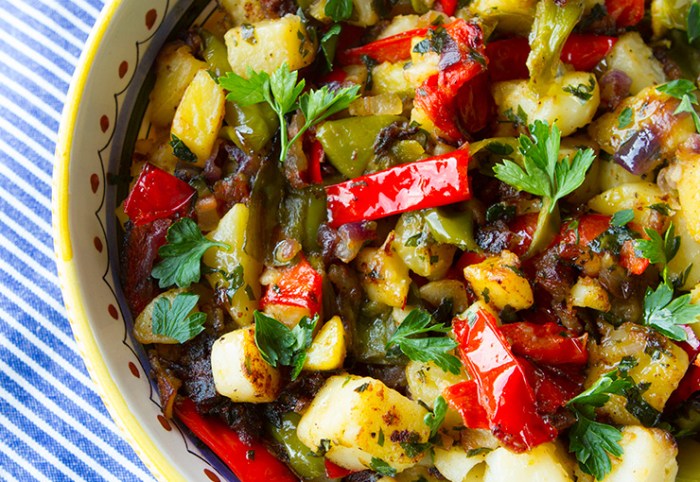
[
  {"left": 219, "top": 0, "right": 268, "bottom": 24},
  {"left": 297, "top": 375, "right": 430, "bottom": 473},
  {"left": 569, "top": 276, "right": 610, "bottom": 312},
  {"left": 171, "top": 69, "right": 226, "bottom": 166},
  {"left": 677, "top": 150, "right": 700, "bottom": 242},
  {"left": 149, "top": 43, "right": 207, "bottom": 127},
  {"left": 588, "top": 182, "right": 675, "bottom": 229},
  {"left": 210, "top": 325, "right": 281, "bottom": 403},
  {"left": 463, "top": 250, "right": 534, "bottom": 311},
  {"left": 355, "top": 232, "right": 411, "bottom": 308},
  {"left": 303, "top": 316, "right": 347, "bottom": 371},
  {"left": 604, "top": 32, "right": 666, "bottom": 95},
  {"left": 482, "top": 442, "right": 575, "bottom": 482},
  {"left": 433, "top": 446, "right": 488, "bottom": 482},
  {"left": 225, "top": 15, "right": 316, "bottom": 76},
  {"left": 203, "top": 204, "right": 262, "bottom": 326},
  {"left": 134, "top": 288, "right": 198, "bottom": 344}
]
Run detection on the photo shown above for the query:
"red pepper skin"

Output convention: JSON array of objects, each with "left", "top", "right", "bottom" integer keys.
[
  {"left": 619, "top": 239, "right": 649, "bottom": 275},
  {"left": 454, "top": 72, "right": 495, "bottom": 135},
  {"left": 561, "top": 34, "right": 618, "bottom": 71},
  {"left": 443, "top": 379, "right": 489, "bottom": 429},
  {"left": 508, "top": 213, "right": 540, "bottom": 256},
  {"left": 123, "top": 163, "right": 195, "bottom": 226},
  {"left": 174, "top": 398, "right": 298, "bottom": 482},
  {"left": 519, "top": 358, "right": 583, "bottom": 415},
  {"left": 337, "top": 27, "right": 429, "bottom": 66},
  {"left": 453, "top": 308, "right": 557, "bottom": 452},
  {"left": 324, "top": 459, "right": 354, "bottom": 479},
  {"left": 436, "top": 0, "right": 458, "bottom": 16},
  {"left": 606, "top": 0, "right": 644, "bottom": 27},
  {"left": 668, "top": 364, "right": 700, "bottom": 407},
  {"left": 325, "top": 150, "right": 471, "bottom": 228},
  {"left": 308, "top": 140, "right": 324, "bottom": 184},
  {"left": 499, "top": 322, "right": 589, "bottom": 365},
  {"left": 560, "top": 214, "right": 611, "bottom": 247},
  {"left": 485, "top": 35, "right": 617, "bottom": 82},
  {"left": 260, "top": 256, "right": 323, "bottom": 316}
]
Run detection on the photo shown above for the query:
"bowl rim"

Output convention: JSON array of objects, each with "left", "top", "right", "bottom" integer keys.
[{"left": 52, "top": 1, "right": 183, "bottom": 480}]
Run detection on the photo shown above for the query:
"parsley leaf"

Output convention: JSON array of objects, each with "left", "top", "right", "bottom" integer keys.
[
  {"left": 617, "top": 107, "right": 633, "bottom": 129},
  {"left": 219, "top": 64, "right": 359, "bottom": 162},
  {"left": 634, "top": 223, "right": 680, "bottom": 282},
  {"left": 424, "top": 396, "right": 447, "bottom": 438},
  {"left": 642, "top": 282, "right": 700, "bottom": 341},
  {"left": 152, "top": 292, "right": 207, "bottom": 343},
  {"left": 568, "top": 411, "right": 623, "bottom": 480},
  {"left": 688, "top": 1, "right": 700, "bottom": 44},
  {"left": 386, "top": 309, "right": 461, "bottom": 374},
  {"left": 320, "top": 24, "right": 341, "bottom": 70},
  {"left": 563, "top": 76, "right": 596, "bottom": 102},
  {"left": 325, "top": 0, "right": 353, "bottom": 22},
  {"left": 369, "top": 457, "right": 397, "bottom": 477},
  {"left": 610, "top": 209, "right": 635, "bottom": 227},
  {"left": 656, "top": 79, "right": 700, "bottom": 134},
  {"left": 413, "top": 27, "right": 451, "bottom": 55},
  {"left": 152, "top": 218, "right": 229, "bottom": 289},
  {"left": 253, "top": 311, "right": 318, "bottom": 380},
  {"left": 170, "top": 134, "right": 197, "bottom": 162},
  {"left": 493, "top": 120, "right": 596, "bottom": 213}
]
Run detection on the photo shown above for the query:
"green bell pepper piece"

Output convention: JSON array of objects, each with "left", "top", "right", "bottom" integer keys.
[
  {"left": 268, "top": 412, "right": 326, "bottom": 480},
  {"left": 424, "top": 206, "right": 480, "bottom": 252},
  {"left": 200, "top": 29, "right": 231, "bottom": 77},
  {"left": 281, "top": 187, "right": 328, "bottom": 253},
  {"left": 316, "top": 115, "right": 404, "bottom": 179},
  {"left": 224, "top": 101, "right": 278, "bottom": 155},
  {"left": 525, "top": 198, "right": 561, "bottom": 258}
]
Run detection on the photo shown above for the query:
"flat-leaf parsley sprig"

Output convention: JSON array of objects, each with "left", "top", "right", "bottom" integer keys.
[
  {"left": 219, "top": 63, "right": 360, "bottom": 162},
  {"left": 152, "top": 292, "right": 207, "bottom": 343},
  {"left": 656, "top": 79, "right": 700, "bottom": 133}
]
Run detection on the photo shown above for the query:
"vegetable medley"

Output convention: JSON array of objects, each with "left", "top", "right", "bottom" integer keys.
[{"left": 118, "top": 0, "right": 700, "bottom": 480}]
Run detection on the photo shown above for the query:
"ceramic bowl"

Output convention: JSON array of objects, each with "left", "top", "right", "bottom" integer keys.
[{"left": 53, "top": 1, "right": 237, "bottom": 480}]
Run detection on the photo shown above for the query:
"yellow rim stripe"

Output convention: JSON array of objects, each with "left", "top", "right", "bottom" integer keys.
[{"left": 52, "top": 1, "right": 185, "bottom": 480}]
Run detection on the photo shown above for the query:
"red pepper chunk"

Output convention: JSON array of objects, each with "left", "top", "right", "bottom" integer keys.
[
  {"left": 453, "top": 308, "right": 557, "bottom": 452},
  {"left": 499, "top": 322, "right": 589, "bottom": 366},
  {"left": 336, "top": 27, "right": 429, "bottom": 66},
  {"left": 260, "top": 256, "right": 323, "bottom": 317},
  {"left": 174, "top": 398, "right": 298, "bottom": 482},
  {"left": 325, "top": 149, "right": 471, "bottom": 228},
  {"left": 123, "top": 163, "right": 195, "bottom": 226},
  {"left": 606, "top": 0, "right": 644, "bottom": 27},
  {"left": 443, "top": 379, "right": 489, "bottom": 429},
  {"left": 436, "top": 0, "right": 458, "bottom": 15},
  {"left": 324, "top": 459, "right": 355, "bottom": 479},
  {"left": 561, "top": 34, "right": 618, "bottom": 71}
]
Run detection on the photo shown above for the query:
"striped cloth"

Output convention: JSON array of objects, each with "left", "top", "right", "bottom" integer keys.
[{"left": 0, "top": 1, "right": 154, "bottom": 480}]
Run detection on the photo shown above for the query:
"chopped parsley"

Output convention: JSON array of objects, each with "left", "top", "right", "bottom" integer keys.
[
  {"left": 170, "top": 134, "right": 197, "bottom": 163},
  {"left": 152, "top": 292, "right": 207, "bottom": 343},
  {"left": 656, "top": 79, "right": 700, "bottom": 133},
  {"left": 253, "top": 311, "right": 318, "bottom": 380}
]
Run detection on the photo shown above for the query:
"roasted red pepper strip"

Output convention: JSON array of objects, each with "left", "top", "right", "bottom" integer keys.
[
  {"left": 508, "top": 213, "right": 540, "bottom": 257},
  {"left": 453, "top": 308, "right": 557, "bottom": 452},
  {"left": 518, "top": 357, "right": 583, "bottom": 415},
  {"left": 499, "top": 322, "right": 589, "bottom": 365},
  {"left": 619, "top": 239, "right": 650, "bottom": 275},
  {"left": 174, "top": 398, "right": 298, "bottom": 482},
  {"left": 325, "top": 149, "right": 471, "bottom": 228},
  {"left": 485, "top": 35, "right": 617, "bottom": 82},
  {"left": 436, "top": 0, "right": 458, "bottom": 15},
  {"left": 307, "top": 139, "right": 324, "bottom": 184},
  {"left": 123, "top": 163, "right": 195, "bottom": 226},
  {"left": 324, "top": 459, "right": 355, "bottom": 479},
  {"left": 606, "top": 0, "right": 644, "bottom": 27},
  {"left": 336, "top": 27, "right": 429, "bottom": 66},
  {"left": 442, "top": 379, "right": 489, "bottom": 429},
  {"left": 260, "top": 255, "right": 323, "bottom": 316}
]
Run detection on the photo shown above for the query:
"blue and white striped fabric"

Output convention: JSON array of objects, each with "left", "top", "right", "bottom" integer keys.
[{"left": 0, "top": 1, "right": 154, "bottom": 480}]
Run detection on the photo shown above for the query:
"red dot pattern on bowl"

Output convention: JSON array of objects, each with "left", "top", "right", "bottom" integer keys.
[
  {"left": 146, "top": 9, "right": 157, "bottom": 30},
  {"left": 93, "top": 236, "right": 103, "bottom": 253},
  {"left": 128, "top": 361, "right": 140, "bottom": 378},
  {"left": 90, "top": 173, "right": 99, "bottom": 194},
  {"left": 119, "top": 61, "right": 129, "bottom": 79},
  {"left": 100, "top": 115, "right": 109, "bottom": 133},
  {"left": 204, "top": 469, "right": 221, "bottom": 482},
  {"left": 157, "top": 415, "right": 172, "bottom": 432},
  {"left": 108, "top": 304, "right": 119, "bottom": 320}
]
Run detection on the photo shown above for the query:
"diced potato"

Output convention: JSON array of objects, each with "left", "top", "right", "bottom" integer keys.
[
  {"left": 149, "top": 43, "right": 207, "bottom": 127},
  {"left": 569, "top": 276, "right": 611, "bottom": 312},
  {"left": 668, "top": 211, "right": 700, "bottom": 290},
  {"left": 210, "top": 325, "right": 281, "bottom": 403},
  {"left": 394, "top": 211, "right": 457, "bottom": 280},
  {"left": 604, "top": 32, "right": 666, "bottom": 95},
  {"left": 482, "top": 442, "right": 575, "bottom": 482},
  {"left": 171, "top": 69, "right": 226, "bottom": 166},
  {"left": 355, "top": 232, "right": 411, "bottom": 308},
  {"left": 377, "top": 14, "right": 423, "bottom": 38},
  {"left": 493, "top": 72, "right": 599, "bottom": 137},
  {"left": 303, "top": 316, "right": 347, "bottom": 371},
  {"left": 371, "top": 61, "right": 416, "bottom": 96},
  {"left": 406, "top": 360, "right": 468, "bottom": 431},
  {"left": 411, "top": 105, "right": 448, "bottom": 140},
  {"left": 586, "top": 322, "right": 689, "bottom": 424},
  {"left": 468, "top": 0, "right": 537, "bottom": 35},
  {"left": 676, "top": 149, "right": 700, "bottom": 242},
  {"left": 219, "top": 0, "right": 268, "bottom": 24},
  {"left": 297, "top": 375, "right": 431, "bottom": 473},
  {"left": 434, "top": 446, "right": 488, "bottom": 482},
  {"left": 134, "top": 288, "right": 199, "bottom": 344},
  {"left": 599, "top": 426, "right": 678, "bottom": 482},
  {"left": 203, "top": 204, "right": 262, "bottom": 326},
  {"left": 225, "top": 15, "right": 316, "bottom": 76},
  {"left": 419, "top": 279, "right": 470, "bottom": 315},
  {"left": 463, "top": 250, "right": 534, "bottom": 311},
  {"left": 597, "top": 159, "right": 645, "bottom": 192},
  {"left": 587, "top": 182, "right": 676, "bottom": 230},
  {"left": 349, "top": 94, "right": 404, "bottom": 116}
]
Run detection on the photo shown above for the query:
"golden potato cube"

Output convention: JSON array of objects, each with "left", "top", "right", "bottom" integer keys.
[
  {"left": 170, "top": 69, "right": 226, "bottom": 166},
  {"left": 433, "top": 446, "right": 488, "bottom": 482},
  {"left": 677, "top": 150, "right": 700, "bottom": 242},
  {"left": 588, "top": 182, "right": 675, "bottom": 230},
  {"left": 303, "top": 316, "right": 347, "bottom": 371},
  {"left": 134, "top": 288, "right": 198, "bottom": 344},
  {"left": 604, "top": 32, "right": 666, "bottom": 95},
  {"left": 225, "top": 15, "right": 316, "bottom": 76},
  {"left": 371, "top": 61, "right": 416, "bottom": 96},
  {"left": 598, "top": 426, "right": 678, "bottom": 482},
  {"left": 149, "top": 43, "right": 207, "bottom": 127},
  {"left": 203, "top": 204, "right": 262, "bottom": 326},
  {"left": 210, "top": 325, "right": 281, "bottom": 403},
  {"left": 297, "top": 375, "right": 430, "bottom": 473},
  {"left": 569, "top": 276, "right": 611, "bottom": 312},
  {"left": 463, "top": 250, "right": 534, "bottom": 311},
  {"left": 482, "top": 442, "right": 575, "bottom": 482},
  {"left": 668, "top": 211, "right": 700, "bottom": 290},
  {"left": 219, "top": 0, "right": 268, "bottom": 24},
  {"left": 355, "top": 233, "right": 411, "bottom": 308}
]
